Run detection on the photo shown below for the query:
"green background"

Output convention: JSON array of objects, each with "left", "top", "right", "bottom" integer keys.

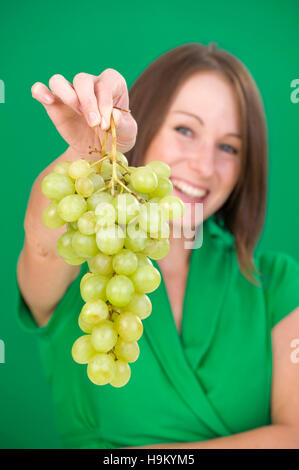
[{"left": 0, "top": 0, "right": 298, "bottom": 449}]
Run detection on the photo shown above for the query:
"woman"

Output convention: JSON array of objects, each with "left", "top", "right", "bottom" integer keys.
[{"left": 17, "top": 43, "right": 299, "bottom": 449}]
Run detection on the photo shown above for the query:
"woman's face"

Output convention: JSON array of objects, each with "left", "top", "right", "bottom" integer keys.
[{"left": 143, "top": 71, "right": 242, "bottom": 230}]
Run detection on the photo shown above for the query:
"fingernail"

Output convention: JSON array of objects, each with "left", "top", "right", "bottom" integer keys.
[
  {"left": 88, "top": 111, "right": 100, "bottom": 127},
  {"left": 42, "top": 94, "right": 54, "bottom": 104}
]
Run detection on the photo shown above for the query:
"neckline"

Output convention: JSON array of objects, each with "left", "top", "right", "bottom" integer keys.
[
  {"left": 152, "top": 218, "right": 207, "bottom": 341},
  {"left": 152, "top": 215, "right": 234, "bottom": 342}
]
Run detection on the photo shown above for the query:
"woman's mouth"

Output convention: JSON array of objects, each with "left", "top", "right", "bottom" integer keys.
[{"left": 171, "top": 178, "right": 210, "bottom": 204}]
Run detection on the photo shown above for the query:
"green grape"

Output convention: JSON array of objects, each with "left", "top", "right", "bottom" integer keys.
[
  {"left": 68, "top": 159, "right": 91, "bottom": 179},
  {"left": 87, "top": 353, "right": 116, "bottom": 386},
  {"left": 115, "top": 152, "right": 129, "bottom": 176},
  {"left": 75, "top": 176, "right": 94, "bottom": 197},
  {"left": 72, "top": 335, "right": 95, "bottom": 364},
  {"left": 125, "top": 222, "right": 148, "bottom": 252},
  {"left": 88, "top": 253, "right": 113, "bottom": 276},
  {"left": 125, "top": 293, "right": 152, "bottom": 319},
  {"left": 58, "top": 194, "right": 87, "bottom": 222},
  {"left": 112, "top": 249, "right": 138, "bottom": 276},
  {"left": 96, "top": 224, "right": 125, "bottom": 255},
  {"left": 77, "top": 211, "right": 97, "bottom": 235},
  {"left": 111, "top": 311, "right": 120, "bottom": 322},
  {"left": 123, "top": 173, "right": 131, "bottom": 183},
  {"left": 88, "top": 173, "right": 105, "bottom": 191},
  {"left": 149, "top": 176, "right": 173, "bottom": 198},
  {"left": 113, "top": 193, "right": 140, "bottom": 224},
  {"left": 110, "top": 360, "right": 131, "bottom": 388},
  {"left": 100, "top": 157, "right": 123, "bottom": 180},
  {"left": 42, "top": 153, "right": 185, "bottom": 387},
  {"left": 114, "top": 338, "right": 140, "bottom": 363},
  {"left": 41, "top": 173, "right": 75, "bottom": 201},
  {"left": 147, "top": 161, "right": 171, "bottom": 178},
  {"left": 138, "top": 202, "right": 166, "bottom": 236},
  {"left": 80, "top": 272, "right": 95, "bottom": 289},
  {"left": 87, "top": 192, "right": 112, "bottom": 211},
  {"left": 142, "top": 238, "right": 170, "bottom": 259},
  {"left": 131, "top": 265, "right": 161, "bottom": 293},
  {"left": 64, "top": 256, "right": 85, "bottom": 265},
  {"left": 130, "top": 166, "right": 158, "bottom": 193},
  {"left": 159, "top": 195, "right": 185, "bottom": 220},
  {"left": 72, "top": 232, "right": 99, "bottom": 258},
  {"left": 42, "top": 201, "right": 65, "bottom": 228},
  {"left": 148, "top": 197, "right": 160, "bottom": 203},
  {"left": 80, "top": 274, "right": 108, "bottom": 302},
  {"left": 127, "top": 184, "right": 150, "bottom": 201},
  {"left": 91, "top": 320, "right": 118, "bottom": 353},
  {"left": 116, "top": 151, "right": 129, "bottom": 168},
  {"left": 67, "top": 221, "right": 78, "bottom": 231},
  {"left": 115, "top": 312, "right": 143, "bottom": 342},
  {"left": 150, "top": 221, "right": 170, "bottom": 240},
  {"left": 80, "top": 299, "right": 109, "bottom": 325},
  {"left": 106, "top": 275, "right": 135, "bottom": 307},
  {"left": 53, "top": 161, "right": 71, "bottom": 177},
  {"left": 136, "top": 253, "right": 153, "bottom": 266},
  {"left": 100, "top": 159, "right": 113, "bottom": 179},
  {"left": 78, "top": 314, "right": 93, "bottom": 333},
  {"left": 56, "top": 231, "right": 78, "bottom": 259},
  {"left": 95, "top": 202, "right": 116, "bottom": 228},
  {"left": 87, "top": 160, "right": 99, "bottom": 174}
]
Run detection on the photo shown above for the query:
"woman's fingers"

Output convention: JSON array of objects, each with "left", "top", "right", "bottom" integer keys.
[
  {"left": 31, "top": 82, "right": 56, "bottom": 106},
  {"left": 72, "top": 72, "right": 101, "bottom": 127},
  {"left": 95, "top": 68, "right": 129, "bottom": 131},
  {"left": 49, "top": 74, "right": 82, "bottom": 115},
  {"left": 31, "top": 69, "right": 137, "bottom": 154}
]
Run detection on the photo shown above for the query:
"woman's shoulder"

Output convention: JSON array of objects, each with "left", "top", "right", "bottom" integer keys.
[
  {"left": 254, "top": 249, "right": 299, "bottom": 328},
  {"left": 255, "top": 248, "right": 299, "bottom": 272}
]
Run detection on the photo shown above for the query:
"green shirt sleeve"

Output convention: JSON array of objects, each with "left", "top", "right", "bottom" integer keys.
[
  {"left": 257, "top": 250, "right": 299, "bottom": 328},
  {"left": 16, "top": 263, "right": 88, "bottom": 338}
]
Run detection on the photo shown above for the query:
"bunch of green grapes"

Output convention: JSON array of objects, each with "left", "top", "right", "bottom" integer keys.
[{"left": 41, "top": 121, "right": 184, "bottom": 388}]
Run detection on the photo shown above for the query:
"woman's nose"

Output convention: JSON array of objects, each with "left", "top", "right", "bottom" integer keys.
[{"left": 188, "top": 142, "right": 215, "bottom": 179}]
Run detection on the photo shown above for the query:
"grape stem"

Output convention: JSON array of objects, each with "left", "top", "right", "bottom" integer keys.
[
  {"left": 89, "top": 154, "right": 109, "bottom": 167},
  {"left": 91, "top": 114, "right": 145, "bottom": 201},
  {"left": 110, "top": 116, "right": 117, "bottom": 197}
]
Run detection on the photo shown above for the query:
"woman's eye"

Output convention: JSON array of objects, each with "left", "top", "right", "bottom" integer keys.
[
  {"left": 219, "top": 143, "right": 238, "bottom": 155},
  {"left": 174, "top": 126, "right": 193, "bottom": 137}
]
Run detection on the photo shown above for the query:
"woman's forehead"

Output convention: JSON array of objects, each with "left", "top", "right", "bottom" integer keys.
[{"left": 168, "top": 72, "right": 241, "bottom": 134}]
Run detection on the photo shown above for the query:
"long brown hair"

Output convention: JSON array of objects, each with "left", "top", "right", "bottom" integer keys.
[{"left": 126, "top": 43, "right": 268, "bottom": 285}]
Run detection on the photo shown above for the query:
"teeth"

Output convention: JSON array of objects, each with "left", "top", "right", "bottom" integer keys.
[{"left": 172, "top": 180, "right": 208, "bottom": 199}]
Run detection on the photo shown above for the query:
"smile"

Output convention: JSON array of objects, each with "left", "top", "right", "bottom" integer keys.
[{"left": 171, "top": 178, "right": 209, "bottom": 199}]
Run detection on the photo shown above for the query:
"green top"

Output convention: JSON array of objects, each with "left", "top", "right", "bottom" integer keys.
[{"left": 16, "top": 216, "right": 299, "bottom": 449}]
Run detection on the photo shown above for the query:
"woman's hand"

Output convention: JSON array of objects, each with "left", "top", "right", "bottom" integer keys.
[{"left": 31, "top": 68, "right": 138, "bottom": 155}]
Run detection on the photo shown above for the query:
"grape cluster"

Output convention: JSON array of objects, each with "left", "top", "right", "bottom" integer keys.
[{"left": 41, "top": 119, "right": 184, "bottom": 388}]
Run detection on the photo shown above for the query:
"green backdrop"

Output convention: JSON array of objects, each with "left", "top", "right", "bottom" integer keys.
[{"left": 0, "top": 0, "right": 298, "bottom": 449}]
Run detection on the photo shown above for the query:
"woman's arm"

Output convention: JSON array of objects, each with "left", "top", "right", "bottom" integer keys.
[
  {"left": 17, "top": 145, "right": 83, "bottom": 327},
  {"left": 17, "top": 69, "right": 137, "bottom": 327},
  {"left": 126, "top": 306, "right": 299, "bottom": 449}
]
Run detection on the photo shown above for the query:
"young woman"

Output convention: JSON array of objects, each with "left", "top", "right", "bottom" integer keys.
[{"left": 16, "top": 43, "right": 299, "bottom": 449}]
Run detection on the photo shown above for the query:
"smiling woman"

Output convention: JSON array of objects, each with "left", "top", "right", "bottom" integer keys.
[
  {"left": 16, "top": 43, "right": 299, "bottom": 449},
  {"left": 126, "top": 44, "right": 267, "bottom": 284}
]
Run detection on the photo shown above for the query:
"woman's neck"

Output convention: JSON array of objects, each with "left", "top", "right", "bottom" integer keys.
[{"left": 157, "top": 233, "right": 192, "bottom": 274}]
